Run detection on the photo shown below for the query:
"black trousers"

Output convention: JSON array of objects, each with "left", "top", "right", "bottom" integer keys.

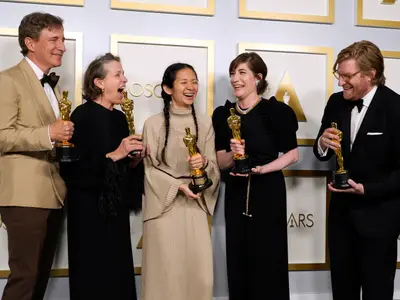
[
  {"left": 225, "top": 174, "right": 290, "bottom": 300},
  {"left": 328, "top": 206, "right": 397, "bottom": 300}
]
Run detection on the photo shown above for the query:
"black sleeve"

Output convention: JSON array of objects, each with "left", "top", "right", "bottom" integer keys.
[
  {"left": 60, "top": 107, "right": 109, "bottom": 189},
  {"left": 272, "top": 102, "right": 299, "bottom": 153},
  {"left": 312, "top": 94, "right": 337, "bottom": 161},
  {"left": 97, "top": 156, "right": 144, "bottom": 218},
  {"left": 212, "top": 105, "right": 231, "bottom": 152}
]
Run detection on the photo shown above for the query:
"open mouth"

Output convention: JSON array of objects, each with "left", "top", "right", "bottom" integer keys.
[
  {"left": 183, "top": 93, "right": 195, "bottom": 100},
  {"left": 343, "top": 86, "right": 353, "bottom": 91},
  {"left": 117, "top": 88, "right": 125, "bottom": 93}
]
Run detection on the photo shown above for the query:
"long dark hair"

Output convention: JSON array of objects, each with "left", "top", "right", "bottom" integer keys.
[{"left": 160, "top": 63, "right": 199, "bottom": 166}]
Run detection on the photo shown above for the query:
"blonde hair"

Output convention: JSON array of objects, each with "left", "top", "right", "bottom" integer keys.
[{"left": 334, "top": 40, "right": 385, "bottom": 85}]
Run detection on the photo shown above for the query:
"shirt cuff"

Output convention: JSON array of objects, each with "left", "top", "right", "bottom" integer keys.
[
  {"left": 48, "top": 125, "right": 55, "bottom": 148},
  {"left": 317, "top": 136, "right": 328, "bottom": 157}
]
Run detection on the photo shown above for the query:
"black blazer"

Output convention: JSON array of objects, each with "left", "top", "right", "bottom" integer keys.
[{"left": 313, "top": 85, "right": 400, "bottom": 237}]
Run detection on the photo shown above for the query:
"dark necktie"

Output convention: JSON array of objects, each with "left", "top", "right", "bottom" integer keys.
[
  {"left": 348, "top": 99, "right": 364, "bottom": 113},
  {"left": 40, "top": 72, "right": 59, "bottom": 89}
]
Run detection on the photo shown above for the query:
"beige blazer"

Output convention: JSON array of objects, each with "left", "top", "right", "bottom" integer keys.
[{"left": 0, "top": 59, "right": 66, "bottom": 209}]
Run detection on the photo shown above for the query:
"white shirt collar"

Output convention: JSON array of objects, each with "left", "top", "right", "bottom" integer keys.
[
  {"left": 361, "top": 85, "right": 377, "bottom": 108},
  {"left": 24, "top": 56, "right": 45, "bottom": 80}
]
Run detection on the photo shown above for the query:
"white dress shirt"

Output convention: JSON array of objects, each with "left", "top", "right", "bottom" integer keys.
[
  {"left": 318, "top": 85, "right": 378, "bottom": 156},
  {"left": 25, "top": 57, "right": 60, "bottom": 118},
  {"left": 25, "top": 57, "right": 60, "bottom": 144}
]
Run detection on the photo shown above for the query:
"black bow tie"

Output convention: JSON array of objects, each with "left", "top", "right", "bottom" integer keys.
[
  {"left": 348, "top": 99, "right": 364, "bottom": 113},
  {"left": 40, "top": 72, "right": 59, "bottom": 89}
]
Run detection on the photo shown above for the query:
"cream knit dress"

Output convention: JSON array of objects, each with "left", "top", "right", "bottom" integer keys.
[{"left": 141, "top": 107, "right": 220, "bottom": 300}]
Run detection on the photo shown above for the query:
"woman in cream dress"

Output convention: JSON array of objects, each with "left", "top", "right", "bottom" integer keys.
[{"left": 141, "top": 63, "right": 220, "bottom": 300}]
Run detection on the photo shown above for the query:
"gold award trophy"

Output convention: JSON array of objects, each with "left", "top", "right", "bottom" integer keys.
[
  {"left": 55, "top": 91, "right": 78, "bottom": 162},
  {"left": 331, "top": 122, "right": 350, "bottom": 189},
  {"left": 120, "top": 91, "right": 141, "bottom": 156},
  {"left": 183, "top": 127, "right": 213, "bottom": 193},
  {"left": 227, "top": 108, "right": 251, "bottom": 174}
]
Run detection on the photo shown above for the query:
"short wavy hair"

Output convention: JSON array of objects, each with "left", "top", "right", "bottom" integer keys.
[
  {"left": 18, "top": 12, "right": 63, "bottom": 56},
  {"left": 82, "top": 53, "right": 121, "bottom": 101},
  {"left": 229, "top": 52, "right": 269, "bottom": 95},
  {"left": 334, "top": 40, "right": 385, "bottom": 86}
]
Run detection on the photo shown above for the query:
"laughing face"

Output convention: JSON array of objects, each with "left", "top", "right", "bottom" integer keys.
[
  {"left": 230, "top": 62, "right": 259, "bottom": 100},
  {"left": 26, "top": 26, "right": 66, "bottom": 73},
  {"left": 96, "top": 60, "right": 127, "bottom": 106},
  {"left": 336, "top": 58, "right": 375, "bottom": 101},
  {"left": 164, "top": 68, "right": 198, "bottom": 109}
]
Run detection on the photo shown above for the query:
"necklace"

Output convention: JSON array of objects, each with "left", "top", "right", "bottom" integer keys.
[{"left": 235, "top": 97, "right": 262, "bottom": 115}]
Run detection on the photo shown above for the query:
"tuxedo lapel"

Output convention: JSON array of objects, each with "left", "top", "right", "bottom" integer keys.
[
  {"left": 18, "top": 59, "right": 56, "bottom": 125},
  {"left": 351, "top": 88, "right": 382, "bottom": 153},
  {"left": 54, "top": 86, "right": 61, "bottom": 101}
]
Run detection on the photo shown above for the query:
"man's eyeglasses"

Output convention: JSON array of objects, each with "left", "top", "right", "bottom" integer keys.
[{"left": 333, "top": 70, "right": 361, "bottom": 81}]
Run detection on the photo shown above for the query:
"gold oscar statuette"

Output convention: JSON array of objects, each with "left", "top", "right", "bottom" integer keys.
[
  {"left": 183, "top": 127, "right": 213, "bottom": 193},
  {"left": 120, "top": 91, "right": 141, "bottom": 156},
  {"left": 55, "top": 90, "right": 78, "bottom": 162},
  {"left": 331, "top": 122, "right": 350, "bottom": 189},
  {"left": 227, "top": 108, "right": 251, "bottom": 174}
]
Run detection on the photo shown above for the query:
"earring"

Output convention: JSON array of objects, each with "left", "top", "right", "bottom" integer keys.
[{"left": 256, "top": 80, "right": 260, "bottom": 86}]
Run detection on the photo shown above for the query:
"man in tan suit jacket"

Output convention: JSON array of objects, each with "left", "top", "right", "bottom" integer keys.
[{"left": 0, "top": 12, "right": 74, "bottom": 300}]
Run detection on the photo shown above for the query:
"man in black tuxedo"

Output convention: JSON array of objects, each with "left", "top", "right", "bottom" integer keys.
[{"left": 313, "top": 40, "right": 400, "bottom": 300}]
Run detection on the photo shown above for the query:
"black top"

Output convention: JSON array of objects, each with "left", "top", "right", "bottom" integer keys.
[
  {"left": 61, "top": 100, "right": 144, "bottom": 215},
  {"left": 313, "top": 85, "right": 400, "bottom": 237},
  {"left": 61, "top": 100, "right": 139, "bottom": 299},
  {"left": 212, "top": 97, "right": 298, "bottom": 167},
  {"left": 212, "top": 97, "right": 298, "bottom": 299}
]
